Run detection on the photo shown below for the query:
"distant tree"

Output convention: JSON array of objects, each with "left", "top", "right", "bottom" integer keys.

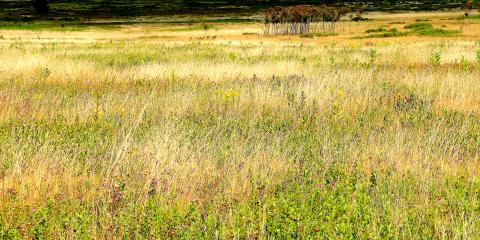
[
  {"left": 462, "top": 0, "right": 475, "bottom": 17},
  {"left": 464, "top": 0, "right": 474, "bottom": 10},
  {"left": 33, "top": 0, "right": 49, "bottom": 14},
  {"left": 262, "top": 5, "right": 348, "bottom": 35}
]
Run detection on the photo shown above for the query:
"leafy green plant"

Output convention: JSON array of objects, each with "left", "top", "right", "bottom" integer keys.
[
  {"left": 40, "top": 67, "right": 52, "bottom": 80},
  {"left": 459, "top": 55, "right": 470, "bottom": 71},
  {"left": 429, "top": 50, "right": 441, "bottom": 66},
  {"left": 228, "top": 52, "right": 238, "bottom": 61},
  {"left": 368, "top": 48, "right": 378, "bottom": 66},
  {"left": 475, "top": 49, "right": 480, "bottom": 64},
  {"left": 329, "top": 55, "right": 336, "bottom": 66}
]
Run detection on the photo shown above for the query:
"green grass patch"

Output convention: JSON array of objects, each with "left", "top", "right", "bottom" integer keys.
[
  {"left": 300, "top": 32, "right": 338, "bottom": 38},
  {"left": 365, "top": 26, "right": 388, "bottom": 33},
  {"left": 357, "top": 23, "right": 460, "bottom": 38},
  {"left": 404, "top": 22, "right": 460, "bottom": 37},
  {"left": 355, "top": 28, "right": 408, "bottom": 38},
  {"left": 415, "top": 18, "right": 430, "bottom": 22}
]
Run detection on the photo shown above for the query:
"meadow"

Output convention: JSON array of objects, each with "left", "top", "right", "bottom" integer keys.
[{"left": 1, "top": 10, "right": 480, "bottom": 239}]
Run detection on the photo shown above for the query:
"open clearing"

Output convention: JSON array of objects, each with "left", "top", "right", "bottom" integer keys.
[{"left": 1, "top": 11, "right": 480, "bottom": 239}]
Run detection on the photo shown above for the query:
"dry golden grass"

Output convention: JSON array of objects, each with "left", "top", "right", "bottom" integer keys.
[{"left": 1, "top": 11, "right": 480, "bottom": 239}]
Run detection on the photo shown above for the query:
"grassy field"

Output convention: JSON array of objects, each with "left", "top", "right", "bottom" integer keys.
[{"left": 1, "top": 11, "right": 480, "bottom": 239}]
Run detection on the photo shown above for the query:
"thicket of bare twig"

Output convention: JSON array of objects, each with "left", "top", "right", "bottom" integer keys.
[{"left": 262, "top": 5, "right": 349, "bottom": 35}]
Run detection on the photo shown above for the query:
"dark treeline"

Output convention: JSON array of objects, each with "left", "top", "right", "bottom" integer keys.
[{"left": 0, "top": 0, "right": 469, "bottom": 19}]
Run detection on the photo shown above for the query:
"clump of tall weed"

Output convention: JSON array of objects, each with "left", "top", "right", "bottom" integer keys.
[
  {"left": 269, "top": 74, "right": 306, "bottom": 91},
  {"left": 286, "top": 91, "right": 306, "bottom": 110},
  {"left": 378, "top": 81, "right": 434, "bottom": 127},
  {"left": 381, "top": 82, "right": 434, "bottom": 113}
]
